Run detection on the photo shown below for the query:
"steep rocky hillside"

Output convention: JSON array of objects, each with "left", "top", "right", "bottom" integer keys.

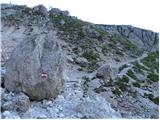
[{"left": 1, "top": 4, "right": 159, "bottom": 119}]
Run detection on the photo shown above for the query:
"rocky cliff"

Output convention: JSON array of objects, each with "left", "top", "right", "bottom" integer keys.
[{"left": 1, "top": 4, "right": 159, "bottom": 119}]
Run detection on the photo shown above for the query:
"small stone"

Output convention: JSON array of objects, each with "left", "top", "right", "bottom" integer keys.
[
  {"left": 59, "top": 113, "right": 64, "bottom": 117},
  {"left": 46, "top": 101, "right": 52, "bottom": 105},
  {"left": 60, "top": 19, "right": 65, "bottom": 25},
  {"left": 2, "top": 111, "right": 20, "bottom": 119},
  {"left": 58, "top": 105, "right": 63, "bottom": 111},
  {"left": 75, "top": 57, "right": 88, "bottom": 66},
  {"left": 37, "top": 114, "right": 47, "bottom": 119},
  {"left": 57, "top": 95, "right": 65, "bottom": 101}
]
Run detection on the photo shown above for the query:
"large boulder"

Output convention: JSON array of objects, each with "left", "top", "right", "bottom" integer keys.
[
  {"left": 32, "top": 5, "right": 48, "bottom": 16},
  {"left": 5, "top": 34, "right": 66, "bottom": 100},
  {"left": 96, "top": 64, "right": 118, "bottom": 84}
]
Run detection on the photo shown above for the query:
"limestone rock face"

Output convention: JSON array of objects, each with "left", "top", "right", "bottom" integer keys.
[
  {"left": 104, "top": 25, "right": 159, "bottom": 51},
  {"left": 5, "top": 34, "right": 66, "bottom": 100}
]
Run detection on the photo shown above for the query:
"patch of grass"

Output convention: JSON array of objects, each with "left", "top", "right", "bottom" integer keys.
[
  {"left": 127, "top": 69, "right": 139, "bottom": 81},
  {"left": 101, "top": 44, "right": 108, "bottom": 55},
  {"left": 119, "top": 75, "right": 129, "bottom": 83},
  {"left": 119, "top": 64, "right": 128, "bottom": 72},
  {"left": 128, "top": 91, "right": 137, "bottom": 98},
  {"left": 93, "top": 27, "right": 108, "bottom": 36},
  {"left": 80, "top": 38, "right": 99, "bottom": 51},
  {"left": 82, "top": 50, "right": 100, "bottom": 62},
  {"left": 87, "top": 62, "right": 100, "bottom": 73},
  {"left": 72, "top": 47, "right": 79, "bottom": 54},
  {"left": 117, "top": 82, "right": 127, "bottom": 92},
  {"left": 115, "top": 77, "right": 129, "bottom": 92},
  {"left": 52, "top": 15, "right": 86, "bottom": 33},
  {"left": 144, "top": 93, "right": 159, "bottom": 105},
  {"left": 115, "top": 50, "right": 124, "bottom": 56},
  {"left": 141, "top": 51, "right": 159, "bottom": 72},
  {"left": 22, "top": 7, "right": 32, "bottom": 15},
  {"left": 132, "top": 61, "right": 148, "bottom": 74},
  {"left": 132, "top": 82, "right": 141, "bottom": 88},
  {"left": 82, "top": 76, "right": 90, "bottom": 96},
  {"left": 94, "top": 85, "right": 107, "bottom": 93},
  {"left": 123, "top": 40, "right": 137, "bottom": 51},
  {"left": 110, "top": 35, "right": 143, "bottom": 56},
  {"left": 147, "top": 73, "right": 159, "bottom": 82},
  {"left": 112, "top": 87, "right": 122, "bottom": 96},
  {"left": 152, "top": 97, "right": 159, "bottom": 105}
]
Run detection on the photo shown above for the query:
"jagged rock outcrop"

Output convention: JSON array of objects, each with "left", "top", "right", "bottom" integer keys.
[
  {"left": 5, "top": 33, "right": 66, "bottom": 100},
  {"left": 102, "top": 25, "right": 159, "bottom": 51},
  {"left": 49, "top": 8, "right": 69, "bottom": 16},
  {"left": 32, "top": 5, "right": 48, "bottom": 16}
]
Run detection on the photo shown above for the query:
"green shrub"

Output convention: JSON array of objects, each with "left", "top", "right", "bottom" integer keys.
[
  {"left": 52, "top": 15, "right": 86, "bottom": 32},
  {"left": 128, "top": 91, "right": 137, "bottom": 98},
  {"left": 87, "top": 62, "right": 100, "bottom": 73},
  {"left": 101, "top": 44, "right": 108, "bottom": 55},
  {"left": 111, "top": 35, "right": 139, "bottom": 54},
  {"left": 147, "top": 73, "right": 159, "bottom": 82},
  {"left": 132, "top": 82, "right": 141, "bottom": 88},
  {"left": 144, "top": 93, "right": 159, "bottom": 105},
  {"left": 115, "top": 50, "right": 124, "bottom": 56},
  {"left": 77, "top": 67, "right": 83, "bottom": 71},
  {"left": 119, "top": 75, "right": 129, "bottom": 83},
  {"left": 115, "top": 80, "right": 128, "bottom": 92},
  {"left": 141, "top": 51, "right": 159, "bottom": 72},
  {"left": 94, "top": 85, "right": 107, "bottom": 93},
  {"left": 22, "top": 7, "right": 32, "bottom": 14},
  {"left": 117, "top": 82, "right": 127, "bottom": 92},
  {"left": 127, "top": 69, "right": 139, "bottom": 81},
  {"left": 93, "top": 27, "right": 108, "bottom": 36},
  {"left": 82, "top": 50, "right": 100, "bottom": 62},
  {"left": 112, "top": 87, "right": 122, "bottom": 96},
  {"left": 82, "top": 76, "right": 90, "bottom": 96},
  {"left": 132, "top": 61, "right": 150, "bottom": 74},
  {"left": 152, "top": 97, "right": 159, "bottom": 105},
  {"left": 119, "top": 64, "right": 128, "bottom": 72}
]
